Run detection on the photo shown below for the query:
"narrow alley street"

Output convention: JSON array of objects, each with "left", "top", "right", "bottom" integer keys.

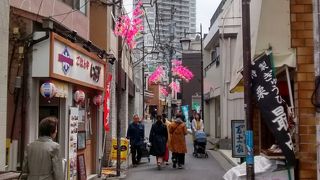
[{"left": 124, "top": 120, "right": 226, "bottom": 180}]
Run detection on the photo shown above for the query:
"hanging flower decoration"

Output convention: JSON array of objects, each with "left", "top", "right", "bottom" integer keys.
[
  {"left": 148, "top": 65, "right": 165, "bottom": 84},
  {"left": 160, "top": 87, "right": 169, "bottom": 97},
  {"left": 114, "top": 0, "right": 144, "bottom": 49},
  {"left": 172, "top": 64, "right": 194, "bottom": 82},
  {"left": 169, "top": 82, "right": 181, "bottom": 93}
]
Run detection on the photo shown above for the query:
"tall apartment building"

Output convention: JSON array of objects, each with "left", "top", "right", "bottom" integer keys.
[{"left": 134, "top": 0, "right": 196, "bottom": 71}]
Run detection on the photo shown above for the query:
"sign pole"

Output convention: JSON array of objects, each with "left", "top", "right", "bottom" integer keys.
[{"left": 242, "top": 0, "right": 255, "bottom": 179}]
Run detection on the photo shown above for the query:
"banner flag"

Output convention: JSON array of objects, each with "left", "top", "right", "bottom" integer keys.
[
  {"left": 104, "top": 74, "right": 112, "bottom": 132},
  {"left": 252, "top": 53, "right": 295, "bottom": 166}
]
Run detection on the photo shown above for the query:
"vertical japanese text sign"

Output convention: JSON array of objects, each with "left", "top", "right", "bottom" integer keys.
[
  {"left": 251, "top": 53, "right": 295, "bottom": 166},
  {"left": 231, "top": 120, "right": 246, "bottom": 158}
]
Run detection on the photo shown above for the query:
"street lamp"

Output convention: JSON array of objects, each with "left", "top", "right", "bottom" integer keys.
[
  {"left": 180, "top": 37, "right": 191, "bottom": 51},
  {"left": 180, "top": 24, "right": 204, "bottom": 121}
]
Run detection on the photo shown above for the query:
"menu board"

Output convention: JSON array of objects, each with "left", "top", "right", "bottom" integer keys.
[
  {"left": 68, "top": 107, "right": 79, "bottom": 180},
  {"left": 77, "top": 154, "right": 87, "bottom": 180}
]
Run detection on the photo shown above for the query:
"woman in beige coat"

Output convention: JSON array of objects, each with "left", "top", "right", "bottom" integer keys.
[
  {"left": 23, "top": 116, "right": 63, "bottom": 180},
  {"left": 169, "top": 116, "right": 188, "bottom": 169}
]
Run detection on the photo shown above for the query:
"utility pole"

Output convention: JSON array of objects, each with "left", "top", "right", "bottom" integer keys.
[
  {"left": 167, "top": 5, "right": 175, "bottom": 120},
  {"left": 142, "top": 33, "right": 145, "bottom": 120},
  {"left": 200, "top": 24, "right": 204, "bottom": 122},
  {"left": 242, "top": 0, "right": 254, "bottom": 179},
  {"left": 116, "top": 0, "right": 122, "bottom": 176}
]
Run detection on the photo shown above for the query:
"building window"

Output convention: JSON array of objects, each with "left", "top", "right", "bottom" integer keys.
[
  {"left": 60, "top": 0, "right": 87, "bottom": 15},
  {"left": 211, "top": 50, "right": 217, "bottom": 61}
]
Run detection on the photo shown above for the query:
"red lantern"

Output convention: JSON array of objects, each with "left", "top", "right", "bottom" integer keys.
[
  {"left": 93, "top": 94, "right": 103, "bottom": 106},
  {"left": 74, "top": 90, "right": 85, "bottom": 103}
]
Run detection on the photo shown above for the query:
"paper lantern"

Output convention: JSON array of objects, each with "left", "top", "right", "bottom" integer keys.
[
  {"left": 74, "top": 90, "right": 85, "bottom": 103},
  {"left": 93, "top": 94, "right": 103, "bottom": 106},
  {"left": 40, "top": 82, "right": 57, "bottom": 98}
]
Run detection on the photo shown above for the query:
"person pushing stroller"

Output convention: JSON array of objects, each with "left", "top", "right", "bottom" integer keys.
[{"left": 191, "top": 113, "right": 208, "bottom": 158}]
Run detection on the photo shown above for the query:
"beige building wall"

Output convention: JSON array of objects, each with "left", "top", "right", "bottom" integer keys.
[{"left": 10, "top": 0, "right": 90, "bottom": 38}]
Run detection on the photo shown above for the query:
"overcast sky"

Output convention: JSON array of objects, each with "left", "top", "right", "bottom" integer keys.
[
  {"left": 197, "top": 0, "right": 222, "bottom": 33},
  {"left": 123, "top": 0, "right": 222, "bottom": 34}
]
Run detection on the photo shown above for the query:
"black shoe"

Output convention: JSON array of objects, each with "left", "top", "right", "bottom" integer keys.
[{"left": 173, "top": 163, "right": 176, "bottom": 168}]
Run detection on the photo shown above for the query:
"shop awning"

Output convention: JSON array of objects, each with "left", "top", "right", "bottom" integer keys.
[{"left": 229, "top": 0, "right": 296, "bottom": 92}]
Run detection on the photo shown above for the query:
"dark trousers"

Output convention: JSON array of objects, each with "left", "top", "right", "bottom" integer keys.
[
  {"left": 131, "top": 145, "right": 142, "bottom": 165},
  {"left": 172, "top": 152, "right": 185, "bottom": 165}
]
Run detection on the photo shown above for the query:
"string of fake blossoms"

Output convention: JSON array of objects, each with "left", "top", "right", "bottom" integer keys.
[
  {"left": 114, "top": 0, "right": 144, "bottom": 49},
  {"left": 148, "top": 66, "right": 165, "bottom": 84},
  {"left": 171, "top": 59, "right": 194, "bottom": 82}
]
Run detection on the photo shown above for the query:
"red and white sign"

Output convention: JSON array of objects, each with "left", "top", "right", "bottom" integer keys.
[
  {"left": 32, "top": 33, "right": 106, "bottom": 91},
  {"left": 103, "top": 74, "right": 112, "bottom": 132},
  {"left": 52, "top": 39, "right": 105, "bottom": 89}
]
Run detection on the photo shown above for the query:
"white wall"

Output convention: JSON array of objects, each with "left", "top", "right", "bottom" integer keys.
[
  {"left": 0, "top": 0, "right": 9, "bottom": 170},
  {"left": 220, "top": 37, "right": 245, "bottom": 139},
  {"left": 208, "top": 98, "right": 216, "bottom": 137}
]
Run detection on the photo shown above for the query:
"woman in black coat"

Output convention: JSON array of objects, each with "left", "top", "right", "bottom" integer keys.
[{"left": 149, "top": 115, "right": 168, "bottom": 169}]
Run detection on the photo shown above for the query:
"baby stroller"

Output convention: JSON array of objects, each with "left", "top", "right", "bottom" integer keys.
[
  {"left": 193, "top": 131, "right": 209, "bottom": 158},
  {"left": 140, "top": 138, "right": 151, "bottom": 162}
]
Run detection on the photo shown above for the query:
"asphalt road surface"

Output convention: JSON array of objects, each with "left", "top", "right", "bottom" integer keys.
[{"left": 124, "top": 120, "right": 226, "bottom": 180}]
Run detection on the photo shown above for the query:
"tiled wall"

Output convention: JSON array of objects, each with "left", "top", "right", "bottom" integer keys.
[{"left": 291, "top": 0, "right": 317, "bottom": 178}]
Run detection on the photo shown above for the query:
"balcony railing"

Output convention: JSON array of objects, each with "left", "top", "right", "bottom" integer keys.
[{"left": 204, "top": 56, "right": 220, "bottom": 75}]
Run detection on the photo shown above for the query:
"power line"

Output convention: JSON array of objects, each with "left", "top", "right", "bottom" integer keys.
[
  {"left": 60, "top": 0, "right": 91, "bottom": 23},
  {"left": 50, "top": 0, "right": 90, "bottom": 18},
  {"left": 35, "top": 0, "right": 45, "bottom": 22}
]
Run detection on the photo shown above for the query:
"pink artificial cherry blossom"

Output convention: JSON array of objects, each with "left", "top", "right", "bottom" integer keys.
[
  {"left": 160, "top": 87, "right": 169, "bottom": 97},
  {"left": 169, "top": 82, "right": 180, "bottom": 93},
  {"left": 172, "top": 65, "right": 194, "bottom": 82},
  {"left": 148, "top": 66, "right": 165, "bottom": 84},
  {"left": 114, "top": 0, "right": 144, "bottom": 49}
]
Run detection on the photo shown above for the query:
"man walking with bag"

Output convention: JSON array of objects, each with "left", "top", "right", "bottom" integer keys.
[{"left": 127, "top": 114, "right": 145, "bottom": 167}]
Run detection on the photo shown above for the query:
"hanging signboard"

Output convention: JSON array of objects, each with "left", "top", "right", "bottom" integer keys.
[
  {"left": 31, "top": 32, "right": 106, "bottom": 91},
  {"left": 251, "top": 53, "right": 295, "bottom": 166},
  {"left": 52, "top": 34, "right": 105, "bottom": 90},
  {"left": 181, "top": 105, "right": 190, "bottom": 129},
  {"left": 231, "top": 120, "right": 246, "bottom": 158},
  {"left": 68, "top": 107, "right": 79, "bottom": 180}
]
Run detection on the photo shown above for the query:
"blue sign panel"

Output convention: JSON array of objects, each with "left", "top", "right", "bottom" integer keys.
[{"left": 231, "top": 120, "right": 246, "bottom": 158}]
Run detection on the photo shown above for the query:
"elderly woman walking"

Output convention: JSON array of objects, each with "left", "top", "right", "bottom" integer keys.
[
  {"left": 169, "top": 115, "right": 188, "bottom": 169},
  {"left": 149, "top": 115, "right": 168, "bottom": 169}
]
